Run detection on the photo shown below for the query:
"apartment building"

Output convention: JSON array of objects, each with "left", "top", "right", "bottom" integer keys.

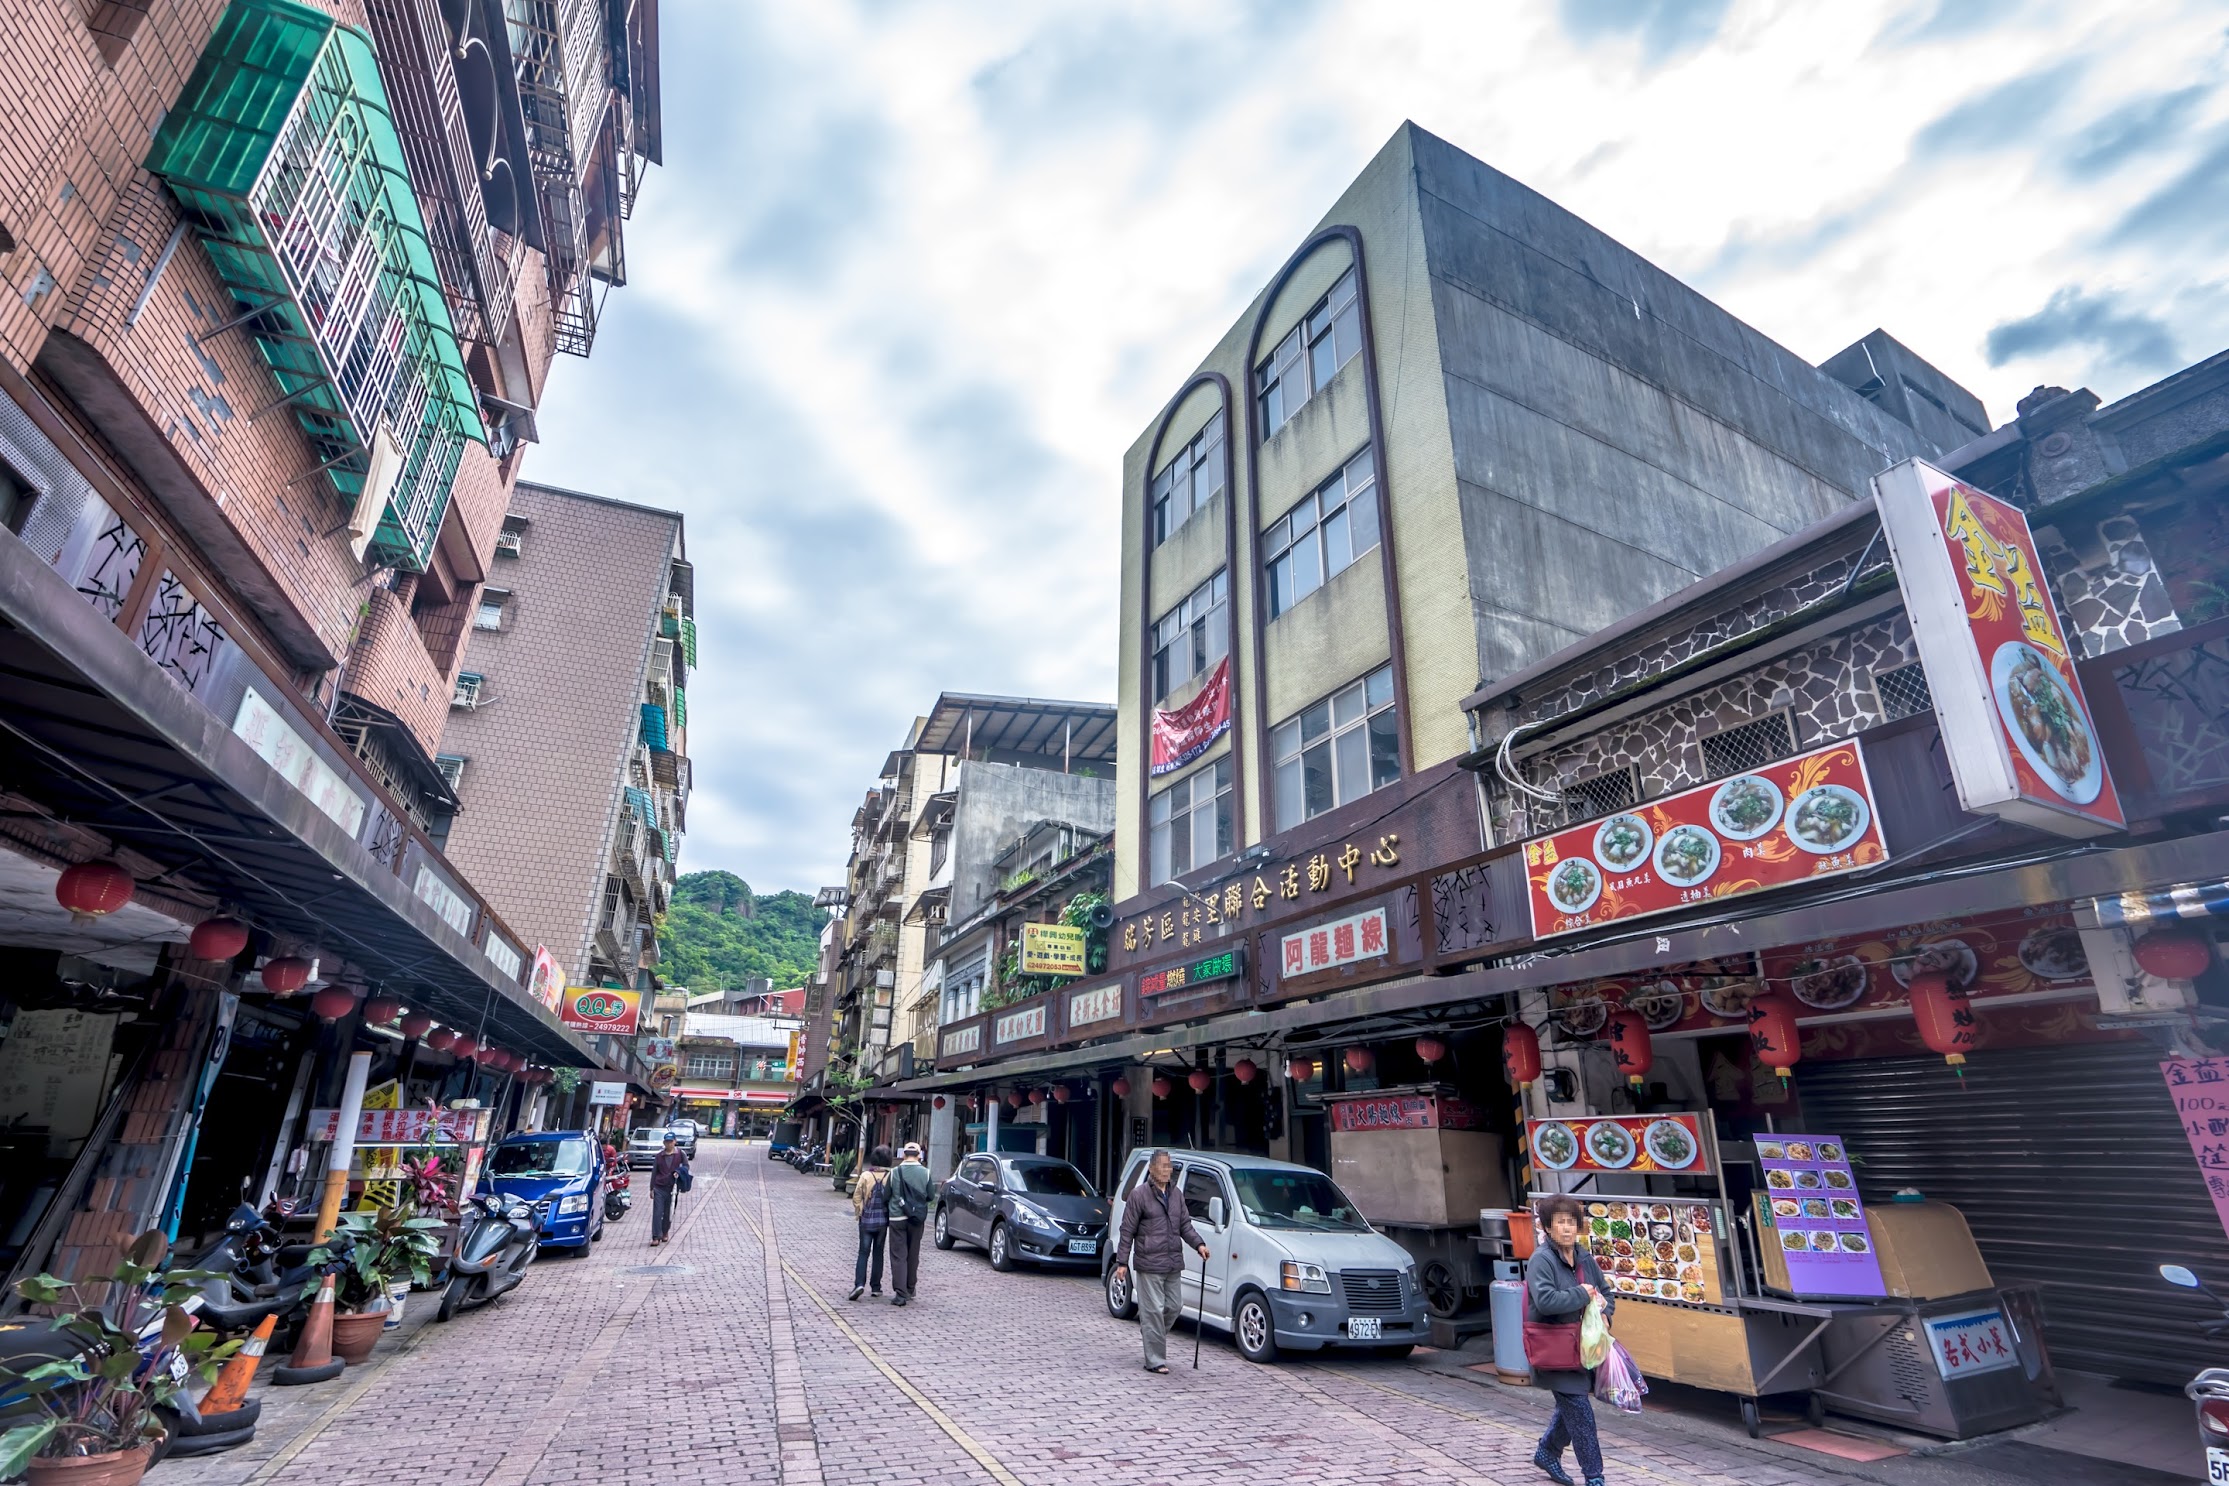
[
  {"left": 439, "top": 481, "right": 692, "bottom": 992},
  {"left": 676, "top": 1012, "right": 803, "bottom": 1138}
]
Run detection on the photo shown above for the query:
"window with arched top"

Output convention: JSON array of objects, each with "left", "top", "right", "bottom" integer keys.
[{"left": 1255, "top": 268, "right": 1361, "bottom": 439}]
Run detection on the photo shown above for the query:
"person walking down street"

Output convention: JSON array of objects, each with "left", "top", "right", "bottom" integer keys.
[
  {"left": 849, "top": 1145, "right": 894, "bottom": 1301},
  {"left": 1111, "top": 1150, "right": 1209, "bottom": 1374},
  {"left": 886, "top": 1142, "right": 932, "bottom": 1307},
  {"left": 1527, "top": 1194, "right": 1615, "bottom": 1486},
  {"left": 649, "top": 1134, "right": 685, "bottom": 1246}
]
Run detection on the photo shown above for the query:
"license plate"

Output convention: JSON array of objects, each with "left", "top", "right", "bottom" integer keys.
[
  {"left": 2208, "top": 1446, "right": 2229, "bottom": 1485},
  {"left": 1067, "top": 1239, "right": 1098, "bottom": 1255},
  {"left": 1349, "top": 1316, "right": 1381, "bottom": 1340}
]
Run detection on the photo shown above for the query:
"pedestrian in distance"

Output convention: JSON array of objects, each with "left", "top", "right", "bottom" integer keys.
[
  {"left": 1527, "top": 1193, "right": 1615, "bottom": 1486},
  {"left": 649, "top": 1133, "right": 685, "bottom": 1246},
  {"left": 849, "top": 1144, "right": 894, "bottom": 1301},
  {"left": 886, "top": 1142, "right": 932, "bottom": 1306},
  {"left": 1111, "top": 1149, "right": 1209, "bottom": 1374}
]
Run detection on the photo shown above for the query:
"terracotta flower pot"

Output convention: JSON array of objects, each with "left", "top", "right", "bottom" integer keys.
[
  {"left": 26, "top": 1444, "right": 154, "bottom": 1486},
  {"left": 331, "top": 1308, "right": 389, "bottom": 1364}
]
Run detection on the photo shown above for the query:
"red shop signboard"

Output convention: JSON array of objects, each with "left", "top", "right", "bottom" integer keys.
[{"left": 1524, "top": 740, "right": 1889, "bottom": 940}]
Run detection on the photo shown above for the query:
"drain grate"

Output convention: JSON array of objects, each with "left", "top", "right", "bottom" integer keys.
[{"left": 619, "top": 1264, "right": 693, "bottom": 1276}]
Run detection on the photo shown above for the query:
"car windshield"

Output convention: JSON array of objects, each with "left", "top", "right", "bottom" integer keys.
[
  {"left": 490, "top": 1139, "right": 591, "bottom": 1176},
  {"left": 631, "top": 1129, "right": 670, "bottom": 1145},
  {"left": 1007, "top": 1162, "right": 1094, "bottom": 1197},
  {"left": 1228, "top": 1169, "right": 1369, "bottom": 1231}
]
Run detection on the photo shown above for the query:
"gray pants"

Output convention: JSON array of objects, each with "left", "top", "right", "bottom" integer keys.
[
  {"left": 1136, "top": 1268, "right": 1184, "bottom": 1369},
  {"left": 652, "top": 1185, "right": 674, "bottom": 1240}
]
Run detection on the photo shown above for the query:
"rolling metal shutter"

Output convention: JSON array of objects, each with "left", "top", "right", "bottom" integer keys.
[{"left": 1797, "top": 1041, "right": 2228, "bottom": 1386}]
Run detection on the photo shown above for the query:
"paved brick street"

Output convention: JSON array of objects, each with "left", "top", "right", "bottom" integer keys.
[{"left": 154, "top": 1142, "right": 2166, "bottom": 1486}]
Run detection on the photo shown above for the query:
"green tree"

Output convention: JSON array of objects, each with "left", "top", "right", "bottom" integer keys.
[{"left": 657, "top": 871, "right": 821, "bottom": 991}]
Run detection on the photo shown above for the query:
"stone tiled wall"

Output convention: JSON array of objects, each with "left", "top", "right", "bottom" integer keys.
[{"left": 2036, "top": 512, "right": 2183, "bottom": 659}]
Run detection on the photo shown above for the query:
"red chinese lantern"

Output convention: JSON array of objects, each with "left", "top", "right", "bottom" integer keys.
[
  {"left": 933, "top": 1095, "right": 947, "bottom": 1110},
  {"left": 1908, "top": 969, "right": 1979, "bottom": 1072},
  {"left": 1747, "top": 991, "right": 1802, "bottom": 1082},
  {"left": 259, "top": 956, "right": 314, "bottom": 996},
  {"left": 1026, "top": 1088, "right": 1045, "bottom": 1105},
  {"left": 1414, "top": 1036, "right": 1447, "bottom": 1065},
  {"left": 1286, "top": 1056, "right": 1315, "bottom": 1084},
  {"left": 1188, "top": 1068, "right": 1212, "bottom": 1094},
  {"left": 424, "top": 1027, "right": 458, "bottom": 1052},
  {"left": 2134, "top": 927, "right": 2214, "bottom": 981},
  {"left": 187, "top": 916, "right": 250, "bottom": 962},
  {"left": 1604, "top": 1008, "right": 1654, "bottom": 1087},
  {"left": 56, "top": 861, "right": 134, "bottom": 921},
  {"left": 399, "top": 1013, "right": 435, "bottom": 1039},
  {"left": 1051, "top": 1085, "right": 1071, "bottom": 1104},
  {"left": 1232, "top": 1058, "right": 1258, "bottom": 1084},
  {"left": 309, "top": 986, "right": 358, "bottom": 1022},
  {"left": 1006, "top": 1090, "right": 1024, "bottom": 1109},
  {"left": 1110, "top": 1076, "right": 1131, "bottom": 1099},
  {"left": 483, "top": 1049, "right": 509, "bottom": 1072},
  {"left": 452, "top": 1035, "right": 481, "bottom": 1060},
  {"left": 1344, "top": 1047, "right": 1375, "bottom": 1075},
  {"left": 362, "top": 996, "right": 404, "bottom": 1026},
  {"left": 1150, "top": 1075, "right": 1172, "bottom": 1100},
  {"left": 1503, "top": 1023, "right": 1542, "bottom": 1090}
]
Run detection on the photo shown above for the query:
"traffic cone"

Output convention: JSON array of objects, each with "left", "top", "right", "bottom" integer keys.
[
  {"left": 271, "top": 1275, "right": 344, "bottom": 1385},
  {"left": 201, "top": 1315, "right": 273, "bottom": 1413}
]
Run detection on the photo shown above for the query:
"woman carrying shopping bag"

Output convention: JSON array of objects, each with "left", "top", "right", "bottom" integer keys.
[{"left": 1525, "top": 1194, "right": 1615, "bottom": 1486}]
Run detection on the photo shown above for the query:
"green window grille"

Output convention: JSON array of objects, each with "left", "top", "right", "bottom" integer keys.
[
  {"left": 146, "top": 0, "right": 484, "bottom": 572},
  {"left": 671, "top": 688, "right": 686, "bottom": 729},
  {"left": 680, "top": 615, "right": 697, "bottom": 668}
]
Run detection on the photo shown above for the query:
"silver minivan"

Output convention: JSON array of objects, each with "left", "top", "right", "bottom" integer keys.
[{"left": 1101, "top": 1148, "right": 1427, "bottom": 1362}]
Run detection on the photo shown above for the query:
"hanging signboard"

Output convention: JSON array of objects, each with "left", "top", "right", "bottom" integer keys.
[
  {"left": 1139, "top": 947, "right": 1243, "bottom": 998},
  {"left": 560, "top": 985, "right": 642, "bottom": 1036},
  {"left": 1149, "top": 657, "right": 1232, "bottom": 776},
  {"left": 1873, "top": 458, "right": 2124, "bottom": 837},
  {"left": 1279, "top": 907, "right": 1390, "bottom": 979},
  {"left": 1019, "top": 922, "right": 1088, "bottom": 976},
  {"left": 305, "top": 1105, "right": 484, "bottom": 1146},
  {"left": 1757, "top": 1133, "right": 1886, "bottom": 1298},
  {"left": 1326, "top": 1091, "right": 1481, "bottom": 1132},
  {"left": 526, "top": 947, "right": 564, "bottom": 1011},
  {"left": 1524, "top": 740, "right": 1888, "bottom": 940},
  {"left": 1527, "top": 1113, "right": 1710, "bottom": 1176},
  {"left": 588, "top": 1081, "right": 626, "bottom": 1107},
  {"left": 1572, "top": 1196, "right": 1726, "bottom": 1308},
  {"left": 2165, "top": 1058, "right": 2229, "bottom": 1241}
]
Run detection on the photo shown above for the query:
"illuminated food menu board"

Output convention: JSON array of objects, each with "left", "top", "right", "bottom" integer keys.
[
  {"left": 1758, "top": 1134, "right": 1886, "bottom": 1298},
  {"left": 1577, "top": 1197, "right": 1723, "bottom": 1308}
]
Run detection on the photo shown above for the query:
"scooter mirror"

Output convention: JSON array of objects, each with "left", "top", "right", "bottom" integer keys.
[{"left": 2161, "top": 1263, "right": 2203, "bottom": 1289}]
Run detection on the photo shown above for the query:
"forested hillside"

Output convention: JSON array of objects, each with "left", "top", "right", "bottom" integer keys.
[{"left": 657, "top": 870, "right": 821, "bottom": 991}]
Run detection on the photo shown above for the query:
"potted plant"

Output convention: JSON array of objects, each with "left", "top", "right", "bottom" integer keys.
[
  {"left": 1, "top": 1230, "right": 240, "bottom": 1486},
  {"left": 304, "top": 1205, "right": 444, "bottom": 1365}
]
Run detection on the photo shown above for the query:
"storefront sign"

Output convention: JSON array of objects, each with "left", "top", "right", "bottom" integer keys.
[
  {"left": 1524, "top": 741, "right": 1888, "bottom": 940},
  {"left": 1923, "top": 1309, "right": 2021, "bottom": 1378},
  {"left": 1067, "top": 982, "right": 1124, "bottom": 1030},
  {"left": 1139, "top": 947, "right": 1243, "bottom": 998},
  {"left": 1118, "top": 836, "right": 1403, "bottom": 955},
  {"left": 1757, "top": 1133, "right": 1885, "bottom": 1298},
  {"left": 650, "top": 1062, "right": 677, "bottom": 1089},
  {"left": 233, "top": 688, "right": 368, "bottom": 837},
  {"left": 1150, "top": 657, "right": 1231, "bottom": 776},
  {"left": 785, "top": 1031, "right": 802, "bottom": 1080},
  {"left": 940, "top": 1023, "right": 982, "bottom": 1059},
  {"left": 2166, "top": 1058, "right": 2229, "bottom": 1240},
  {"left": 993, "top": 1003, "right": 1047, "bottom": 1044},
  {"left": 1280, "top": 908, "right": 1390, "bottom": 979},
  {"left": 305, "top": 1106, "right": 482, "bottom": 1146},
  {"left": 1326, "top": 1092, "right": 1480, "bottom": 1132},
  {"left": 639, "top": 1036, "right": 676, "bottom": 1062},
  {"left": 588, "top": 1081, "right": 626, "bottom": 1106},
  {"left": 560, "top": 985, "right": 642, "bottom": 1036},
  {"left": 1527, "top": 1113, "right": 1709, "bottom": 1176},
  {"left": 1574, "top": 1197, "right": 1724, "bottom": 1308},
  {"left": 1019, "top": 923, "right": 1088, "bottom": 977},
  {"left": 1875, "top": 459, "right": 2124, "bottom": 837},
  {"left": 526, "top": 947, "right": 563, "bottom": 1011}
]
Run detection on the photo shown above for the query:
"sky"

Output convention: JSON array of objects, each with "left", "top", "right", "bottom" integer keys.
[{"left": 530, "top": 0, "right": 2229, "bottom": 893}]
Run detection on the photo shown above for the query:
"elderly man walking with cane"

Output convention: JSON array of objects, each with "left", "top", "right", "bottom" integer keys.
[{"left": 1111, "top": 1150, "right": 1210, "bottom": 1374}]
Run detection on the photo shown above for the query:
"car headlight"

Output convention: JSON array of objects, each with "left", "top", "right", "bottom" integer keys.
[
  {"left": 558, "top": 1194, "right": 590, "bottom": 1215},
  {"left": 1281, "top": 1260, "right": 1332, "bottom": 1294},
  {"left": 1013, "top": 1205, "right": 1058, "bottom": 1231}
]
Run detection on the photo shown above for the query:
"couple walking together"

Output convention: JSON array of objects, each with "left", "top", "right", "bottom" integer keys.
[{"left": 850, "top": 1142, "right": 933, "bottom": 1304}]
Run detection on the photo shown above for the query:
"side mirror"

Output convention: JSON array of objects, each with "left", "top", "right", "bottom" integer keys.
[
  {"left": 1208, "top": 1196, "right": 1226, "bottom": 1229},
  {"left": 2162, "top": 1263, "right": 2203, "bottom": 1289}
]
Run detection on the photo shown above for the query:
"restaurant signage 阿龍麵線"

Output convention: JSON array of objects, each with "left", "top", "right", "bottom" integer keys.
[{"left": 1280, "top": 907, "right": 1390, "bottom": 979}]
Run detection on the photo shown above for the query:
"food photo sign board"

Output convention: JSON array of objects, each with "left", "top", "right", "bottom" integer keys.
[
  {"left": 1524, "top": 741, "right": 1889, "bottom": 940},
  {"left": 1758, "top": 1134, "right": 1886, "bottom": 1298},
  {"left": 1874, "top": 458, "right": 2124, "bottom": 837},
  {"left": 1527, "top": 1113, "right": 1710, "bottom": 1177},
  {"left": 1575, "top": 1198, "right": 1725, "bottom": 1308}
]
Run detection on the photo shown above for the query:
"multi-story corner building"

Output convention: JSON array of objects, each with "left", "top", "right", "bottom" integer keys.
[
  {"left": 832, "top": 734, "right": 956, "bottom": 1100},
  {"left": 675, "top": 1012, "right": 803, "bottom": 1138},
  {"left": 0, "top": 0, "right": 655, "bottom": 1273},
  {"left": 437, "top": 481, "right": 692, "bottom": 1000}
]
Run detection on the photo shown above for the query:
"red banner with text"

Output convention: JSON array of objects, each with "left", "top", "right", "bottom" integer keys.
[{"left": 1150, "top": 658, "right": 1232, "bottom": 776}]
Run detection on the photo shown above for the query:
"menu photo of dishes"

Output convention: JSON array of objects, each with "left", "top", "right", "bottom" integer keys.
[
  {"left": 1527, "top": 1113, "right": 1711, "bottom": 1176},
  {"left": 1757, "top": 1133, "right": 1886, "bottom": 1298},
  {"left": 1570, "top": 1198, "right": 1724, "bottom": 1308}
]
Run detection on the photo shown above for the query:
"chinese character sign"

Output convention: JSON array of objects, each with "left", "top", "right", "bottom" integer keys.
[
  {"left": 1149, "top": 658, "right": 1232, "bottom": 776},
  {"left": 1923, "top": 1309, "right": 2020, "bottom": 1379},
  {"left": 1019, "top": 923, "right": 1088, "bottom": 977},
  {"left": 2166, "top": 1058, "right": 2229, "bottom": 1243},
  {"left": 1279, "top": 908, "right": 1390, "bottom": 979}
]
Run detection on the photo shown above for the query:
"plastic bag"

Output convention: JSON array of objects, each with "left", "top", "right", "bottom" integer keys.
[
  {"left": 1594, "top": 1338, "right": 1649, "bottom": 1415},
  {"left": 1578, "top": 1294, "right": 1611, "bottom": 1369}
]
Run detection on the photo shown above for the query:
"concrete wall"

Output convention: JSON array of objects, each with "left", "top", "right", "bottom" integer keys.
[{"left": 949, "top": 761, "right": 1117, "bottom": 924}]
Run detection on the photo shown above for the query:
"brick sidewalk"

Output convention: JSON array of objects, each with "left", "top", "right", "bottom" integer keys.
[{"left": 149, "top": 1141, "right": 2095, "bottom": 1486}]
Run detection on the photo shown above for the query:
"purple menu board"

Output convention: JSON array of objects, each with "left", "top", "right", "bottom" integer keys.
[{"left": 1758, "top": 1133, "right": 1886, "bottom": 1298}]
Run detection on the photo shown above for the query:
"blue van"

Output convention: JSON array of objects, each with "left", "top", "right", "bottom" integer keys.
[{"left": 478, "top": 1131, "right": 605, "bottom": 1250}]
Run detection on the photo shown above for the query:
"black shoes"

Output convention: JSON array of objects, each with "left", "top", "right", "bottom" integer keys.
[
  {"left": 892, "top": 1295, "right": 909, "bottom": 1307},
  {"left": 849, "top": 1285, "right": 865, "bottom": 1301},
  {"left": 1532, "top": 1450, "right": 1574, "bottom": 1486}
]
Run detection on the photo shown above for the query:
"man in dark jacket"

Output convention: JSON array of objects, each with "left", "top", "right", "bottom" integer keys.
[
  {"left": 650, "top": 1134, "right": 686, "bottom": 1246},
  {"left": 1112, "top": 1150, "right": 1209, "bottom": 1373}
]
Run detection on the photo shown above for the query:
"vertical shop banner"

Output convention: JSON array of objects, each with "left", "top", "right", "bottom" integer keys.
[
  {"left": 2165, "top": 1058, "right": 2229, "bottom": 1240},
  {"left": 1874, "top": 459, "right": 2124, "bottom": 836},
  {"left": 1757, "top": 1134, "right": 1886, "bottom": 1298},
  {"left": 526, "top": 947, "right": 563, "bottom": 1011},
  {"left": 1149, "top": 658, "right": 1231, "bottom": 776},
  {"left": 560, "top": 985, "right": 642, "bottom": 1035}
]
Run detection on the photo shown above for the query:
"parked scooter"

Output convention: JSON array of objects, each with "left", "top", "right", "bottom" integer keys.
[
  {"left": 604, "top": 1163, "right": 633, "bottom": 1223},
  {"left": 2157, "top": 1263, "right": 2229, "bottom": 1481},
  {"left": 437, "top": 1191, "right": 539, "bottom": 1321},
  {"left": 179, "top": 1203, "right": 318, "bottom": 1344}
]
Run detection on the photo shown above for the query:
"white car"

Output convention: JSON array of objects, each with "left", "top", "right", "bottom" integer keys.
[
  {"left": 625, "top": 1126, "right": 675, "bottom": 1169},
  {"left": 1102, "top": 1149, "right": 1426, "bottom": 1362}
]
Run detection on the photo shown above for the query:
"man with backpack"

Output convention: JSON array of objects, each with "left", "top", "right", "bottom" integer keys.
[
  {"left": 849, "top": 1145, "right": 894, "bottom": 1300},
  {"left": 885, "top": 1142, "right": 932, "bottom": 1306}
]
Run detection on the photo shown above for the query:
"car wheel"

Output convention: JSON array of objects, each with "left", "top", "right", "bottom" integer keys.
[
  {"left": 590, "top": 1222, "right": 604, "bottom": 1243},
  {"left": 933, "top": 1208, "right": 956, "bottom": 1251},
  {"left": 1105, "top": 1262, "right": 1137, "bottom": 1320},
  {"left": 1419, "top": 1261, "right": 1462, "bottom": 1319},
  {"left": 1234, "top": 1292, "right": 1279, "bottom": 1364},
  {"left": 988, "top": 1221, "right": 1016, "bottom": 1272}
]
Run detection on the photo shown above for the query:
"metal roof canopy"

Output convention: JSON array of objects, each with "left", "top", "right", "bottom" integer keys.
[
  {"left": 913, "top": 693, "right": 1117, "bottom": 764},
  {"left": 0, "top": 536, "right": 597, "bottom": 1066}
]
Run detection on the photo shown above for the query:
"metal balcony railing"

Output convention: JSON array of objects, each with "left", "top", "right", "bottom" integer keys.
[{"left": 508, "top": 0, "right": 604, "bottom": 354}]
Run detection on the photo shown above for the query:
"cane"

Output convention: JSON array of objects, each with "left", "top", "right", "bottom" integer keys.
[{"left": 1192, "top": 1246, "right": 1205, "bottom": 1370}]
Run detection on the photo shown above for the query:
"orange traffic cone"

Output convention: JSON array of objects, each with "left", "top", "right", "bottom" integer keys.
[
  {"left": 201, "top": 1315, "right": 274, "bottom": 1413},
  {"left": 272, "top": 1275, "right": 343, "bottom": 1385}
]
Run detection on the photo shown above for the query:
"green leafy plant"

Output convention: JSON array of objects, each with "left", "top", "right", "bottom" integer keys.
[
  {"left": 550, "top": 1066, "right": 582, "bottom": 1095},
  {"left": 305, "top": 1206, "right": 445, "bottom": 1314},
  {"left": 1, "top": 1231, "right": 240, "bottom": 1472}
]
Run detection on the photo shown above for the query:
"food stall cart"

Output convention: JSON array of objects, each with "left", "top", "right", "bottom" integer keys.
[{"left": 1324, "top": 1086, "right": 1509, "bottom": 1320}]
